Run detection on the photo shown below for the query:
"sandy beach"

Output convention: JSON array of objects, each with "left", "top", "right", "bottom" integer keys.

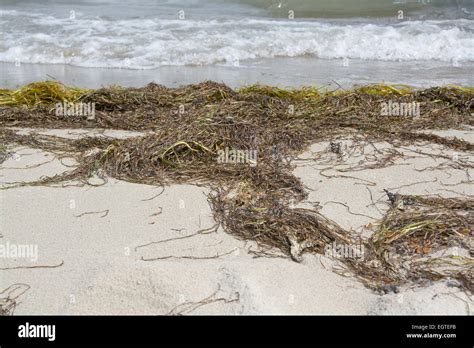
[{"left": 1, "top": 126, "right": 472, "bottom": 315}]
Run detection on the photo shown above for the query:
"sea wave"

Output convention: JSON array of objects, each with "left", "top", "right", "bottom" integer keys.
[
  {"left": 0, "top": 10, "right": 473, "bottom": 69},
  {"left": 239, "top": 0, "right": 474, "bottom": 18}
]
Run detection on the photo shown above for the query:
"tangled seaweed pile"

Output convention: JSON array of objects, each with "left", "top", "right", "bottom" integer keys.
[
  {"left": 349, "top": 194, "right": 473, "bottom": 292},
  {"left": 1, "top": 81, "right": 472, "bottom": 293}
]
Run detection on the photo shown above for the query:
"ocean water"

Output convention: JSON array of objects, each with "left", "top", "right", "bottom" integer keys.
[{"left": 0, "top": 0, "right": 473, "bottom": 87}]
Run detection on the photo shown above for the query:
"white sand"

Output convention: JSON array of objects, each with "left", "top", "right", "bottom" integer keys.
[{"left": 0, "top": 128, "right": 472, "bottom": 315}]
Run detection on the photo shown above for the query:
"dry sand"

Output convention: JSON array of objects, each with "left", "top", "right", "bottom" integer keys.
[{"left": 0, "top": 127, "right": 472, "bottom": 315}]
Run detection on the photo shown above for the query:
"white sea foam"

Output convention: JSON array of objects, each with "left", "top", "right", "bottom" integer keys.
[{"left": 1, "top": 10, "right": 472, "bottom": 69}]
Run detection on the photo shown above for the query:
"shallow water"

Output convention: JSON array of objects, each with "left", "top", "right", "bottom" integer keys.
[{"left": 2, "top": 57, "right": 472, "bottom": 90}]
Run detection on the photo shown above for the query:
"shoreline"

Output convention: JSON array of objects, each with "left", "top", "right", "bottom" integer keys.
[{"left": 1, "top": 58, "right": 473, "bottom": 90}]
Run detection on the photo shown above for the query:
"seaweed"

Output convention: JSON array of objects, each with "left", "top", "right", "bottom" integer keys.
[{"left": 1, "top": 81, "right": 472, "bottom": 293}]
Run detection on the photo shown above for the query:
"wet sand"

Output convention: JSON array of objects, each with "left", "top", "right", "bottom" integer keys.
[{"left": 2, "top": 58, "right": 473, "bottom": 90}]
